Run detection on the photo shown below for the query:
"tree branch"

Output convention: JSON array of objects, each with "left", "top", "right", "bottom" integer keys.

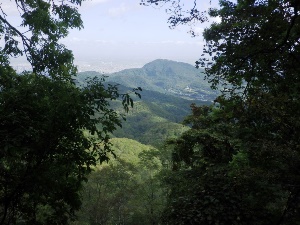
[{"left": 0, "top": 14, "right": 35, "bottom": 69}]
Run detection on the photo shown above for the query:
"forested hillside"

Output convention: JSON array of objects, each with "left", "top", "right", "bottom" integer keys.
[
  {"left": 74, "top": 138, "right": 168, "bottom": 225},
  {"left": 77, "top": 63, "right": 211, "bottom": 147},
  {"left": 78, "top": 59, "right": 217, "bottom": 101},
  {"left": 109, "top": 91, "right": 210, "bottom": 145},
  {"left": 111, "top": 101, "right": 190, "bottom": 147}
]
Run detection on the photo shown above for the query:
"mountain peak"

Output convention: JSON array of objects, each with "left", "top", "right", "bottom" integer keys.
[
  {"left": 106, "top": 59, "right": 216, "bottom": 101},
  {"left": 142, "top": 59, "right": 194, "bottom": 70}
]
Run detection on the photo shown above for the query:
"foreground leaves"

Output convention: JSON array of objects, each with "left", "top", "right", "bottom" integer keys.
[
  {"left": 162, "top": 0, "right": 300, "bottom": 224},
  {"left": 0, "top": 70, "right": 137, "bottom": 224}
]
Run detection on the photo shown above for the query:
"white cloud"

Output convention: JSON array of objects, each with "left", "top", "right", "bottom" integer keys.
[
  {"left": 71, "top": 37, "right": 86, "bottom": 42},
  {"left": 77, "top": 0, "right": 110, "bottom": 11},
  {"left": 195, "top": 41, "right": 205, "bottom": 46},
  {"left": 212, "top": 16, "right": 221, "bottom": 23},
  {"left": 108, "top": 3, "right": 131, "bottom": 17},
  {"left": 163, "top": 40, "right": 196, "bottom": 45},
  {"left": 0, "top": 1, "right": 19, "bottom": 15},
  {"left": 143, "top": 40, "right": 204, "bottom": 46},
  {"left": 91, "top": 0, "right": 109, "bottom": 3},
  {"left": 193, "top": 26, "right": 204, "bottom": 33},
  {"left": 82, "top": 0, "right": 109, "bottom": 6},
  {"left": 95, "top": 39, "right": 116, "bottom": 44}
]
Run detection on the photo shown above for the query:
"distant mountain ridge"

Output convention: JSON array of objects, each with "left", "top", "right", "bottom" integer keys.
[
  {"left": 107, "top": 85, "right": 209, "bottom": 146},
  {"left": 76, "top": 59, "right": 214, "bottom": 146},
  {"left": 78, "top": 59, "right": 217, "bottom": 101},
  {"left": 108, "top": 59, "right": 216, "bottom": 101}
]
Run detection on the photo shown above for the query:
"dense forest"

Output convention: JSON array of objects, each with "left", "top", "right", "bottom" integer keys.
[{"left": 1, "top": 0, "right": 300, "bottom": 225}]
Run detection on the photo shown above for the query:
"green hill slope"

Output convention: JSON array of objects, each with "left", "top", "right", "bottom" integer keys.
[
  {"left": 111, "top": 101, "right": 190, "bottom": 147},
  {"left": 109, "top": 137, "right": 155, "bottom": 163},
  {"left": 107, "top": 59, "right": 217, "bottom": 101},
  {"left": 76, "top": 59, "right": 214, "bottom": 146}
]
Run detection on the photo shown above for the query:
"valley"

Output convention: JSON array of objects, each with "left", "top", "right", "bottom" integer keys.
[
  {"left": 77, "top": 59, "right": 215, "bottom": 147},
  {"left": 70, "top": 59, "right": 214, "bottom": 224}
]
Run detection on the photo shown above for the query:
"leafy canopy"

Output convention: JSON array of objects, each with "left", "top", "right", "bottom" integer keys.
[
  {"left": 140, "top": 0, "right": 207, "bottom": 36},
  {"left": 0, "top": 70, "right": 139, "bottom": 225},
  {"left": 0, "top": 1, "right": 141, "bottom": 224},
  {"left": 0, "top": 0, "right": 84, "bottom": 79},
  {"left": 143, "top": 0, "right": 300, "bottom": 224}
]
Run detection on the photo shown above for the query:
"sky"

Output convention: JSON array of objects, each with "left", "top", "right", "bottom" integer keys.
[{"left": 2, "top": 0, "right": 218, "bottom": 71}]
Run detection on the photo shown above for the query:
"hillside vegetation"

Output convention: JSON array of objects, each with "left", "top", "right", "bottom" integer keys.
[
  {"left": 78, "top": 59, "right": 218, "bottom": 101},
  {"left": 111, "top": 101, "right": 190, "bottom": 147},
  {"left": 77, "top": 61, "right": 212, "bottom": 147},
  {"left": 74, "top": 138, "right": 167, "bottom": 225}
]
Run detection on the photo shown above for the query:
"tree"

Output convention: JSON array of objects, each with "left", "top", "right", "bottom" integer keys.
[
  {"left": 140, "top": 0, "right": 207, "bottom": 36},
  {"left": 162, "top": 105, "right": 248, "bottom": 224},
  {"left": 0, "top": 72, "right": 138, "bottom": 224},
  {"left": 74, "top": 140, "right": 166, "bottom": 225},
  {"left": 143, "top": 0, "right": 300, "bottom": 224},
  {"left": 77, "top": 159, "right": 139, "bottom": 225},
  {"left": 137, "top": 149, "right": 166, "bottom": 225},
  {"left": 0, "top": 0, "right": 83, "bottom": 79},
  {"left": 0, "top": 1, "right": 141, "bottom": 224},
  {"left": 200, "top": 1, "right": 300, "bottom": 223}
]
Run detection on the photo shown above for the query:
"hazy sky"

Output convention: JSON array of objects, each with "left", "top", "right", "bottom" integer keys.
[
  {"left": 63, "top": 0, "right": 218, "bottom": 66},
  {"left": 3, "top": 0, "right": 218, "bottom": 67}
]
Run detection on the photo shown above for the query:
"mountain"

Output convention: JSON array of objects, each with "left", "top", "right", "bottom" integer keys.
[
  {"left": 110, "top": 100, "right": 190, "bottom": 147},
  {"left": 108, "top": 59, "right": 216, "bottom": 101},
  {"left": 76, "top": 59, "right": 215, "bottom": 146},
  {"left": 107, "top": 86, "right": 210, "bottom": 146},
  {"left": 79, "top": 59, "right": 218, "bottom": 101},
  {"left": 102, "top": 88, "right": 209, "bottom": 146}
]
